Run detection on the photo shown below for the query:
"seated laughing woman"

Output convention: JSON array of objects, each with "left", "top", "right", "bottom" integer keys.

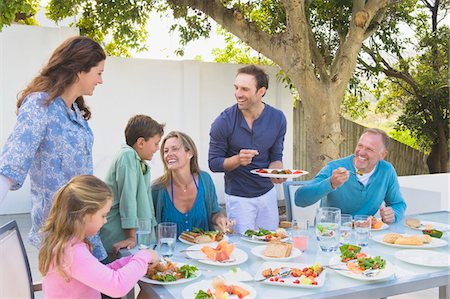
[{"left": 152, "top": 131, "right": 233, "bottom": 236}]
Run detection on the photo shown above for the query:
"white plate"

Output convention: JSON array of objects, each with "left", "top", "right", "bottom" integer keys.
[
  {"left": 407, "top": 221, "right": 450, "bottom": 232},
  {"left": 395, "top": 249, "right": 450, "bottom": 267},
  {"left": 185, "top": 244, "right": 248, "bottom": 266},
  {"left": 241, "top": 235, "right": 289, "bottom": 244},
  {"left": 250, "top": 169, "right": 308, "bottom": 179},
  {"left": 372, "top": 234, "right": 448, "bottom": 249},
  {"left": 139, "top": 262, "right": 201, "bottom": 285},
  {"left": 328, "top": 255, "right": 395, "bottom": 281},
  {"left": 181, "top": 280, "right": 256, "bottom": 299},
  {"left": 371, "top": 222, "right": 389, "bottom": 231},
  {"left": 251, "top": 245, "right": 302, "bottom": 261},
  {"left": 178, "top": 234, "right": 229, "bottom": 245},
  {"left": 254, "top": 261, "right": 326, "bottom": 288}
]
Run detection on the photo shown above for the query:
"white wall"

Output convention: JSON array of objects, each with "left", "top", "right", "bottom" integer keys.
[{"left": 0, "top": 25, "right": 294, "bottom": 214}]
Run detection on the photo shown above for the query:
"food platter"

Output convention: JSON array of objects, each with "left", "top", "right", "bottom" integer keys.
[
  {"left": 181, "top": 280, "right": 256, "bottom": 299},
  {"left": 251, "top": 245, "right": 302, "bottom": 262},
  {"left": 185, "top": 244, "right": 248, "bottom": 266},
  {"left": 254, "top": 261, "right": 326, "bottom": 288},
  {"left": 407, "top": 221, "right": 450, "bottom": 232},
  {"left": 395, "top": 249, "right": 450, "bottom": 267},
  {"left": 328, "top": 255, "right": 395, "bottom": 281},
  {"left": 250, "top": 169, "right": 308, "bottom": 179},
  {"left": 240, "top": 235, "right": 289, "bottom": 244},
  {"left": 139, "top": 262, "right": 201, "bottom": 285},
  {"left": 178, "top": 234, "right": 229, "bottom": 245},
  {"left": 372, "top": 234, "right": 448, "bottom": 249}
]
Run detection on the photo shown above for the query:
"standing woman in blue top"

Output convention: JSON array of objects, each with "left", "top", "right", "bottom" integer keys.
[
  {"left": 152, "top": 131, "right": 232, "bottom": 236},
  {"left": 0, "top": 36, "right": 108, "bottom": 260}
]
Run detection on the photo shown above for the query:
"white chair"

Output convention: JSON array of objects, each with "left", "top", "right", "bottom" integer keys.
[
  {"left": 0, "top": 220, "right": 41, "bottom": 299},
  {"left": 282, "top": 181, "right": 321, "bottom": 224}
]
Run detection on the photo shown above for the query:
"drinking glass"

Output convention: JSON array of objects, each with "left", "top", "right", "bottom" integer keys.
[
  {"left": 315, "top": 207, "right": 341, "bottom": 252},
  {"left": 354, "top": 215, "right": 371, "bottom": 246},
  {"left": 292, "top": 219, "right": 309, "bottom": 251},
  {"left": 136, "top": 219, "right": 152, "bottom": 249},
  {"left": 340, "top": 214, "right": 353, "bottom": 245},
  {"left": 158, "top": 222, "right": 177, "bottom": 257}
]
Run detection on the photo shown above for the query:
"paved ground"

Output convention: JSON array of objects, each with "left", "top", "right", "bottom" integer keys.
[{"left": 0, "top": 213, "right": 438, "bottom": 298}]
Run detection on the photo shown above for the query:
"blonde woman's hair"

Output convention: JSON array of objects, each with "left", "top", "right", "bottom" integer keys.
[
  {"left": 153, "top": 131, "right": 200, "bottom": 188},
  {"left": 38, "top": 175, "right": 112, "bottom": 281}
]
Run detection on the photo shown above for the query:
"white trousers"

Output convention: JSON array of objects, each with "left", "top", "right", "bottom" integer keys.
[{"left": 225, "top": 187, "right": 279, "bottom": 234}]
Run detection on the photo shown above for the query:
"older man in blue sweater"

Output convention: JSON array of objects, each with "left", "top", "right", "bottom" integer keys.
[{"left": 295, "top": 128, "right": 406, "bottom": 224}]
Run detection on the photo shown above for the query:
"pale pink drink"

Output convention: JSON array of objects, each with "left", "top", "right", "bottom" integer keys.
[{"left": 292, "top": 235, "right": 308, "bottom": 251}]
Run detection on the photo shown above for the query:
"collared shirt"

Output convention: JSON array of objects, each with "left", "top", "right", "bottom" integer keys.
[
  {"left": 0, "top": 92, "right": 106, "bottom": 260},
  {"left": 208, "top": 103, "right": 287, "bottom": 197}
]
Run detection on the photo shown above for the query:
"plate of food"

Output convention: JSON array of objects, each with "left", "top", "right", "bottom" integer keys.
[
  {"left": 185, "top": 240, "right": 248, "bottom": 266},
  {"left": 372, "top": 233, "right": 448, "bottom": 249},
  {"left": 395, "top": 249, "right": 450, "bottom": 267},
  {"left": 250, "top": 168, "right": 308, "bottom": 179},
  {"left": 254, "top": 261, "right": 326, "bottom": 288},
  {"left": 370, "top": 218, "right": 389, "bottom": 231},
  {"left": 405, "top": 218, "right": 450, "bottom": 232},
  {"left": 328, "top": 254, "right": 394, "bottom": 281},
  {"left": 241, "top": 228, "right": 289, "bottom": 244},
  {"left": 140, "top": 260, "right": 200, "bottom": 285},
  {"left": 181, "top": 277, "right": 256, "bottom": 299},
  {"left": 251, "top": 243, "right": 302, "bottom": 262},
  {"left": 179, "top": 228, "right": 228, "bottom": 245}
]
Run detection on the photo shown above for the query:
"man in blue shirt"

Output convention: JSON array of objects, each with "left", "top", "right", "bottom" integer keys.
[
  {"left": 295, "top": 128, "right": 406, "bottom": 224},
  {"left": 208, "top": 65, "right": 287, "bottom": 233}
]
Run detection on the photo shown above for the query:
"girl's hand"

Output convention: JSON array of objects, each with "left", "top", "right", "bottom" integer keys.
[
  {"left": 112, "top": 237, "right": 136, "bottom": 253},
  {"left": 142, "top": 249, "right": 160, "bottom": 269}
]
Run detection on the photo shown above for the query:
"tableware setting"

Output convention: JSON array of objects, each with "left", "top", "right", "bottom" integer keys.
[
  {"left": 340, "top": 214, "right": 353, "bottom": 245},
  {"left": 354, "top": 215, "right": 371, "bottom": 247},
  {"left": 394, "top": 249, "right": 450, "bottom": 267},
  {"left": 254, "top": 261, "right": 326, "bottom": 288},
  {"left": 291, "top": 219, "right": 309, "bottom": 251},
  {"left": 405, "top": 219, "right": 450, "bottom": 232},
  {"left": 158, "top": 222, "right": 177, "bottom": 257},
  {"left": 181, "top": 279, "right": 256, "bottom": 299},
  {"left": 251, "top": 244, "right": 302, "bottom": 261},
  {"left": 136, "top": 219, "right": 152, "bottom": 249},
  {"left": 241, "top": 227, "right": 289, "bottom": 244},
  {"left": 315, "top": 207, "right": 341, "bottom": 252},
  {"left": 250, "top": 168, "right": 308, "bottom": 179},
  {"left": 184, "top": 242, "right": 248, "bottom": 266},
  {"left": 372, "top": 234, "right": 448, "bottom": 249},
  {"left": 327, "top": 255, "right": 395, "bottom": 281}
]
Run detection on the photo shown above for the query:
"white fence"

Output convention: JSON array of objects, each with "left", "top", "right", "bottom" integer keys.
[{"left": 0, "top": 24, "right": 294, "bottom": 214}]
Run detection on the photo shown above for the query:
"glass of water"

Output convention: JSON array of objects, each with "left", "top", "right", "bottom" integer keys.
[
  {"left": 354, "top": 215, "right": 371, "bottom": 246},
  {"left": 315, "top": 207, "right": 341, "bottom": 252},
  {"left": 136, "top": 219, "right": 152, "bottom": 249},
  {"left": 158, "top": 222, "right": 177, "bottom": 257},
  {"left": 340, "top": 214, "right": 353, "bottom": 244}
]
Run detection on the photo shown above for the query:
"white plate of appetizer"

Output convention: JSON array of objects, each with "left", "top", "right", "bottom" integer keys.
[
  {"left": 328, "top": 255, "right": 395, "bottom": 281},
  {"left": 251, "top": 243, "right": 302, "bottom": 262},
  {"left": 254, "top": 261, "right": 326, "bottom": 288},
  {"left": 140, "top": 261, "right": 201, "bottom": 285},
  {"left": 250, "top": 168, "right": 308, "bottom": 179},
  {"left": 405, "top": 218, "right": 450, "bottom": 231},
  {"left": 372, "top": 233, "right": 448, "bottom": 249},
  {"left": 241, "top": 228, "right": 289, "bottom": 244},
  {"left": 185, "top": 241, "right": 248, "bottom": 266},
  {"left": 182, "top": 278, "right": 256, "bottom": 299},
  {"left": 395, "top": 249, "right": 450, "bottom": 267},
  {"left": 178, "top": 230, "right": 228, "bottom": 245}
]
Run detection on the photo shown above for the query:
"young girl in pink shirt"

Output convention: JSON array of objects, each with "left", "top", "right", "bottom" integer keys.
[{"left": 39, "top": 175, "right": 159, "bottom": 298}]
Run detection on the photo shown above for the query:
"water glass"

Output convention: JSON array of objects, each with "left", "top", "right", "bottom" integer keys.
[
  {"left": 158, "top": 222, "right": 177, "bottom": 257},
  {"left": 136, "top": 219, "right": 152, "bottom": 249},
  {"left": 340, "top": 214, "right": 353, "bottom": 244},
  {"left": 315, "top": 207, "right": 341, "bottom": 252},
  {"left": 354, "top": 215, "right": 371, "bottom": 246},
  {"left": 292, "top": 219, "right": 309, "bottom": 251}
]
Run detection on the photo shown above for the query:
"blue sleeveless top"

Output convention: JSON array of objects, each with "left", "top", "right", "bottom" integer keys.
[{"left": 162, "top": 175, "right": 209, "bottom": 236}]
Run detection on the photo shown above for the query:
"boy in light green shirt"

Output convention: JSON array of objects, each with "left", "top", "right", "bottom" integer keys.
[{"left": 100, "top": 115, "right": 164, "bottom": 259}]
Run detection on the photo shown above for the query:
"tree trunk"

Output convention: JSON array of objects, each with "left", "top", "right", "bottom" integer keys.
[{"left": 426, "top": 123, "right": 449, "bottom": 173}]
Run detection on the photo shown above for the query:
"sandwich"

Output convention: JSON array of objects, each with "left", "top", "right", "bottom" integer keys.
[
  {"left": 179, "top": 228, "right": 223, "bottom": 244},
  {"left": 263, "top": 241, "right": 293, "bottom": 258}
]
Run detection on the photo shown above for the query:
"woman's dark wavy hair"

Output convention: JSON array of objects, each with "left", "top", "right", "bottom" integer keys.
[{"left": 16, "top": 36, "right": 106, "bottom": 120}]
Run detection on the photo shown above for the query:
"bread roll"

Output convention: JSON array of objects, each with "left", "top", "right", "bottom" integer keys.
[
  {"left": 382, "top": 233, "right": 402, "bottom": 244},
  {"left": 279, "top": 221, "right": 292, "bottom": 229},
  {"left": 416, "top": 234, "right": 432, "bottom": 244},
  {"left": 394, "top": 236, "right": 423, "bottom": 246},
  {"left": 406, "top": 218, "right": 421, "bottom": 228}
]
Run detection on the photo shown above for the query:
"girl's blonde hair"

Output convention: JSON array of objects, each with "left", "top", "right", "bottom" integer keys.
[{"left": 38, "top": 175, "right": 112, "bottom": 280}]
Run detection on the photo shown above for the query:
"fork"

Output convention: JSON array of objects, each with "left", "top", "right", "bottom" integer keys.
[{"left": 323, "top": 265, "right": 380, "bottom": 277}]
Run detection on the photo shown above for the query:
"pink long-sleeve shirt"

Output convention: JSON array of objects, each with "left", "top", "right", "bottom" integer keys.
[{"left": 42, "top": 240, "right": 151, "bottom": 298}]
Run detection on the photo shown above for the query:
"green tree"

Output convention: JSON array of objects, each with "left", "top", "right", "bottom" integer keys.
[
  {"left": 360, "top": 0, "right": 449, "bottom": 173},
  {"left": 0, "top": 0, "right": 39, "bottom": 28},
  {"left": 0, "top": 0, "right": 416, "bottom": 174}
]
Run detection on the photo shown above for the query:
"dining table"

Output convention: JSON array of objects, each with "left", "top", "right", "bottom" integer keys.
[{"left": 127, "top": 210, "right": 450, "bottom": 299}]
